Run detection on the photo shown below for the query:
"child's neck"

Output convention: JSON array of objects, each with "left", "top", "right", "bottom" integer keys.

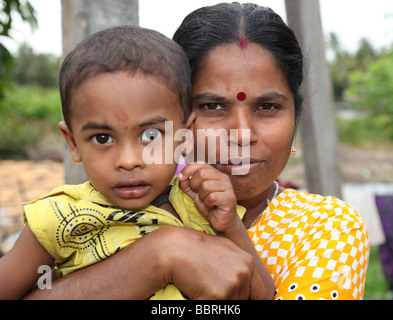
[{"left": 151, "top": 186, "right": 181, "bottom": 221}]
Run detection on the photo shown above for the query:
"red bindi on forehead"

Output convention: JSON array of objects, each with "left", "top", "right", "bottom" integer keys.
[
  {"left": 237, "top": 92, "right": 246, "bottom": 101},
  {"left": 115, "top": 110, "right": 129, "bottom": 122}
]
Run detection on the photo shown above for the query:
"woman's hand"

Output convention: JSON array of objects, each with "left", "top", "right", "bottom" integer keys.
[
  {"left": 159, "top": 226, "right": 265, "bottom": 300},
  {"left": 24, "top": 226, "right": 264, "bottom": 300}
]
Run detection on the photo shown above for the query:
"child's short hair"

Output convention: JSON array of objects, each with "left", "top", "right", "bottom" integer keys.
[{"left": 60, "top": 25, "right": 192, "bottom": 129}]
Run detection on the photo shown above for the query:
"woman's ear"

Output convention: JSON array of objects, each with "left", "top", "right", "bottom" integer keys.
[{"left": 58, "top": 121, "right": 82, "bottom": 163}]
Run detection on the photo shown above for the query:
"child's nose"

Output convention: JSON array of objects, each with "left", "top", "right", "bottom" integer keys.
[{"left": 115, "top": 144, "right": 145, "bottom": 171}]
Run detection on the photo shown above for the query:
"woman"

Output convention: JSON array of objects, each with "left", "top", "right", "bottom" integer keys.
[
  {"left": 173, "top": 3, "right": 369, "bottom": 300},
  {"left": 25, "top": 3, "right": 369, "bottom": 300}
]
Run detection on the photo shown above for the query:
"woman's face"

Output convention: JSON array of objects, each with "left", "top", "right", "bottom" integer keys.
[{"left": 192, "top": 43, "right": 295, "bottom": 202}]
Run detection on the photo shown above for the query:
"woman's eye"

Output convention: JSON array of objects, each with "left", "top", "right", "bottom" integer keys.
[
  {"left": 141, "top": 128, "right": 162, "bottom": 142},
  {"left": 256, "top": 103, "right": 278, "bottom": 111},
  {"left": 92, "top": 134, "right": 113, "bottom": 145},
  {"left": 199, "top": 103, "right": 225, "bottom": 112}
]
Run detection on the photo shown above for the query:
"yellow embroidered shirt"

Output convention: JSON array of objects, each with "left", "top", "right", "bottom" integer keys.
[
  {"left": 247, "top": 189, "right": 369, "bottom": 300},
  {"left": 23, "top": 179, "right": 243, "bottom": 300}
]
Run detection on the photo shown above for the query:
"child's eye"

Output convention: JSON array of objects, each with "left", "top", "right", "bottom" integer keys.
[
  {"left": 141, "top": 128, "right": 162, "bottom": 142},
  {"left": 92, "top": 134, "right": 113, "bottom": 145}
]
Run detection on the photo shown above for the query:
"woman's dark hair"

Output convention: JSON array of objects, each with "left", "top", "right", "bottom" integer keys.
[{"left": 173, "top": 2, "right": 304, "bottom": 123}]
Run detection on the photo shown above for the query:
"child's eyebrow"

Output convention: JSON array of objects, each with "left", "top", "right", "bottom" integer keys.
[
  {"left": 139, "top": 116, "right": 168, "bottom": 128},
  {"left": 81, "top": 122, "right": 112, "bottom": 131}
]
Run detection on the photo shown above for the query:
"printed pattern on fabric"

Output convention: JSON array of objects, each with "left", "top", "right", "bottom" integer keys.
[
  {"left": 247, "top": 189, "right": 369, "bottom": 300},
  {"left": 23, "top": 180, "right": 218, "bottom": 300}
]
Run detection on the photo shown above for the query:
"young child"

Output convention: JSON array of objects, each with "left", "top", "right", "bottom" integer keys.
[{"left": 0, "top": 26, "right": 274, "bottom": 300}]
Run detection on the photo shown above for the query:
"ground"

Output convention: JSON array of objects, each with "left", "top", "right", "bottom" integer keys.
[{"left": 1, "top": 144, "right": 393, "bottom": 253}]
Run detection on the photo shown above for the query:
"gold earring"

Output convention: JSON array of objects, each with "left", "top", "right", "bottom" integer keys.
[{"left": 290, "top": 146, "right": 297, "bottom": 155}]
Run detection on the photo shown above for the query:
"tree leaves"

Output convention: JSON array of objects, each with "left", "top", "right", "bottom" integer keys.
[{"left": 0, "top": 0, "right": 37, "bottom": 98}]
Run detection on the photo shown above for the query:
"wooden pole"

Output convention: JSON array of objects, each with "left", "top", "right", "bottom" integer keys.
[
  {"left": 285, "top": 0, "right": 343, "bottom": 198},
  {"left": 61, "top": 0, "right": 139, "bottom": 184}
]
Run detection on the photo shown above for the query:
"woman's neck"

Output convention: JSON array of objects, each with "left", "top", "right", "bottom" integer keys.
[{"left": 239, "top": 182, "right": 283, "bottom": 229}]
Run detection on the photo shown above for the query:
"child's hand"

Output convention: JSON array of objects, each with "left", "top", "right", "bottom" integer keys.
[
  {"left": 179, "top": 164, "right": 276, "bottom": 300},
  {"left": 178, "top": 163, "right": 241, "bottom": 235}
]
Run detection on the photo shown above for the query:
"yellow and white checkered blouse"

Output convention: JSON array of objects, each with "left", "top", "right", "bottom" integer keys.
[{"left": 247, "top": 188, "right": 369, "bottom": 300}]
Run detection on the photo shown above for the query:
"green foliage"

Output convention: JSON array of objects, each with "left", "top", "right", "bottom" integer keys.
[
  {"left": 337, "top": 116, "right": 393, "bottom": 149},
  {"left": 328, "top": 19, "right": 393, "bottom": 145},
  {"left": 0, "top": 85, "right": 61, "bottom": 158},
  {"left": 0, "top": 0, "right": 36, "bottom": 36},
  {"left": 344, "top": 48, "right": 393, "bottom": 141},
  {"left": 0, "top": 85, "right": 61, "bottom": 120},
  {"left": 0, "top": 42, "right": 13, "bottom": 98},
  {"left": 364, "top": 246, "right": 391, "bottom": 300},
  {"left": 0, "top": 1, "right": 60, "bottom": 158},
  {"left": 12, "top": 43, "right": 60, "bottom": 87},
  {"left": 327, "top": 33, "right": 380, "bottom": 101},
  {"left": 346, "top": 49, "right": 393, "bottom": 111},
  {"left": 0, "top": 116, "right": 40, "bottom": 158},
  {"left": 0, "top": 0, "right": 37, "bottom": 98}
]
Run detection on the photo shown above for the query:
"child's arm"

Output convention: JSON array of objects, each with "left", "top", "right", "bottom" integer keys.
[
  {"left": 0, "top": 225, "right": 53, "bottom": 299},
  {"left": 178, "top": 163, "right": 275, "bottom": 300}
]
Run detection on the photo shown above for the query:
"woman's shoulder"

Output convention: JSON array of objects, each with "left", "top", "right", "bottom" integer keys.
[
  {"left": 274, "top": 188, "right": 363, "bottom": 225},
  {"left": 278, "top": 188, "right": 357, "bottom": 211},
  {"left": 280, "top": 188, "right": 348, "bottom": 204}
]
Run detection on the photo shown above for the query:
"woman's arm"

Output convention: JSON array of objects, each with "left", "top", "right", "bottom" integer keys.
[
  {"left": 0, "top": 225, "right": 53, "bottom": 299},
  {"left": 273, "top": 204, "right": 369, "bottom": 300},
  {"left": 24, "top": 226, "right": 265, "bottom": 300}
]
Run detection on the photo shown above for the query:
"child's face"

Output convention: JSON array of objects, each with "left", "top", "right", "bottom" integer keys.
[{"left": 60, "top": 71, "right": 194, "bottom": 210}]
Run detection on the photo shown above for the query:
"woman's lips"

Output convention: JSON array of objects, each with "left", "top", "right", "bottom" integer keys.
[
  {"left": 113, "top": 180, "right": 151, "bottom": 199},
  {"left": 214, "top": 159, "right": 263, "bottom": 175}
]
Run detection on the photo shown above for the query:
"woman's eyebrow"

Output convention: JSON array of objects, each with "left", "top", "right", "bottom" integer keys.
[
  {"left": 192, "top": 92, "right": 226, "bottom": 102},
  {"left": 257, "top": 92, "right": 289, "bottom": 102},
  {"left": 193, "top": 91, "right": 289, "bottom": 102}
]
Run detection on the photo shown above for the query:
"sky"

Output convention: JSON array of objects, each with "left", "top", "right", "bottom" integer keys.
[{"left": 4, "top": 0, "right": 393, "bottom": 56}]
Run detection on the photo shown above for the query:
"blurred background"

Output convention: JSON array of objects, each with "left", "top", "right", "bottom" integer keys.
[{"left": 1, "top": 0, "right": 393, "bottom": 299}]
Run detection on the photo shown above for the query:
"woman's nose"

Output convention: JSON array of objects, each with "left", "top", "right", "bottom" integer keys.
[{"left": 227, "top": 109, "right": 258, "bottom": 146}]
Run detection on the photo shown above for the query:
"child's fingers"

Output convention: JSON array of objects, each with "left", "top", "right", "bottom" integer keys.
[
  {"left": 189, "top": 169, "right": 224, "bottom": 196},
  {"left": 178, "top": 163, "right": 209, "bottom": 199},
  {"left": 178, "top": 163, "right": 234, "bottom": 212},
  {"left": 178, "top": 163, "right": 220, "bottom": 195},
  {"left": 195, "top": 179, "right": 232, "bottom": 202},
  {"left": 181, "top": 163, "right": 228, "bottom": 184},
  {"left": 201, "top": 191, "right": 238, "bottom": 233},
  {"left": 178, "top": 173, "right": 192, "bottom": 195},
  {"left": 202, "top": 190, "right": 236, "bottom": 212},
  {"left": 178, "top": 162, "right": 209, "bottom": 181}
]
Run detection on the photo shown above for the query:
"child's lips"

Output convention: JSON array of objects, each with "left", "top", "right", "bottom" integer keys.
[{"left": 113, "top": 179, "right": 151, "bottom": 199}]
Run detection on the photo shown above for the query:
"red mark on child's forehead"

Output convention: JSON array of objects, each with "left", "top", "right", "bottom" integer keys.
[
  {"left": 240, "top": 36, "right": 248, "bottom": 49},
  {"left": 115, "top": 110, "right": 129, "bottom": 122},
  {"left": 237, "top": 92, "right": 246, "bottom": 101}
]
